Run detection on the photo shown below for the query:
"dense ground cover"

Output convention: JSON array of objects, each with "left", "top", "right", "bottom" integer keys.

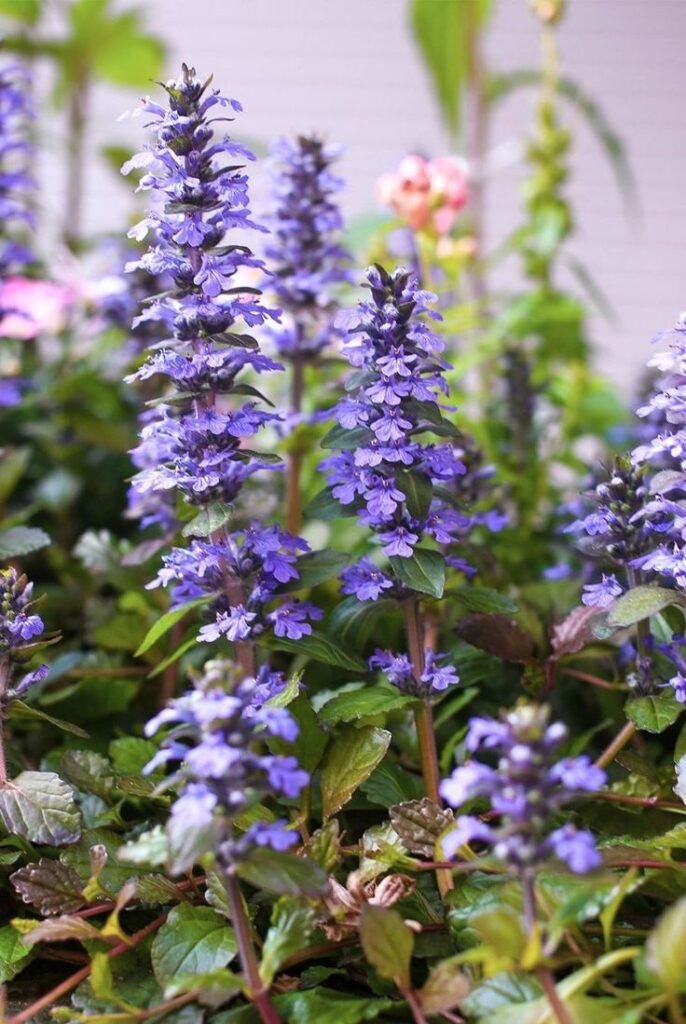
[{"left": 1, "top": 2, "right": 686, "bottom": 1023}]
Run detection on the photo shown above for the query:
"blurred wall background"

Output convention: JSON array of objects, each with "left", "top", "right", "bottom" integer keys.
[{"left": 39, "top": 0, "right": 686, "bottom": 392}]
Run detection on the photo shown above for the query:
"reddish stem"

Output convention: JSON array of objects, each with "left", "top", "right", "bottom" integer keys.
[{"left": 6, "top": 914, "right": 168, "bottom": 1024}]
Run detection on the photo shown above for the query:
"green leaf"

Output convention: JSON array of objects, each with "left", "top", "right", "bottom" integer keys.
[
  {"left": 359, "top": 905, "right": 414, "bottom": 987},
  {"left": 607, "top": 586, "right": 683, "bottom": 628},
  {"left": 646, "top": 896, "right": 686, "bottom": 993},
  {"left": 11, "top": 858, "right": 85, "bottom": 916},
  {"left": 135, "top": 596, "right": 209, "bottom": 656},
  {"left": 263, "top": 630, "right": 366, "bottom": 672},
  {"left": 319, "top": 687, "right": 416, "bottom": 726},
  {"left": 273, "top": 988, "right": 394, "bottom": 1024},
  {"left": 270, "top": 692, "right": 327, "bottom": 774},
  {"left": 275, "top": 550, "right": 352, "bottom": 594},
  {"left": 626, "top": 691, "right": 683, "bottom": 734},
  {"left": 7, "top": 700, "right": 89, "bottom": 738},
  {"left": 109, "top": 737, "right": 157, "bottom": 776},
  {"left": 237, "top": 848, "right": 329, "bottom": 898},
  {"left": 259, "top": 897, "right": 316, "bottom": 986},
  {"left": 320, "top": 424, "right": 370, "bottom": 450},
  {"left": 361, "top": 761, "right": 424, "bottom": 807},
  {"left": 320, "top": 725, "right": 391, "bottom": 819},
  {"left": 0, "top": 0, "right": 40, "bottom": 23},
  {"left": 182, "top": 502, "right": 233, "bottom": 538},
  {"left": 151, "top": 905, "right": 236, "bottom": 987},
  {"left": 449, "top": 586, "right": 518, "bottom": 615},
  {"left": 410, "top": 0, "right": 492, "bottom": 138},
  {"left": 0, "top": 925, "right": 32, "bottom": 983},
  {"left": 390, "top": 547, "right": 445, "bottom": 598},
  {"left": 472, "top": 905, "right": 525, "bottom": 959},
  {"left": 397, "top": 470, "right": 433, "bottom": 520},
  {"left": 0, "top": 526, "right": 50, "bottom": 558},
  {"left": 327, "top": 596, "right": 392, "bottom": 649},
  {"left": 303, "top": 488, "right": 352, "bottom": 521},
  {"left": 0, "top": 771, "right": 80, "bottom": 845}
]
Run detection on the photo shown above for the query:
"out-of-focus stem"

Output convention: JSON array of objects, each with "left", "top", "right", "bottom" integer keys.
[
  {"left": 521, "top": 873, "right": 573, "bottom": 1024},
  {"left": 595, "top": 720, "right": 636, "bottom": 770},
  {"left": 224, "top": 871, "right": 282, "bottom": 1024},
  {"left": 64, "top": 70, "right": 89, "bottom": 251},
  {"left": 402, "top": 596, "right": 454, "bottom": 896},
  {"left": 0, "top": 657, "right": 10, "bottom": 784},
  {"left": 286, "top": 351, "right": 305, "bottom": 536}
]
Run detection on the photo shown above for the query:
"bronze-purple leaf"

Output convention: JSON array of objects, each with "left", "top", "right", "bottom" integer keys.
[{"left": 455, "top": 613, "right": 535, "bottom": 662}]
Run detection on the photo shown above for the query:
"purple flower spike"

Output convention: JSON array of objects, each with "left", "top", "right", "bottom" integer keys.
[
  {"left": 146, "top": 660, "right": 307, "bottom": 871},
  {"left": 440, "top": 704, "right": 605, "bottom": 875},
  {"left": 264, "top": 134, "right": 353, "bottom": 360},
  {"left": 124, "top": 65, "right": 320, "bottom": 652}
]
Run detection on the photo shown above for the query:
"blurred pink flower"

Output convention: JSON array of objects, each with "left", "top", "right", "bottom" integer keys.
[
  {"left": 376, "top": 154, "right": 468, "bottom": 235},
  {"left": 0, "top": 277, "right": 76, "bottom": 339}
]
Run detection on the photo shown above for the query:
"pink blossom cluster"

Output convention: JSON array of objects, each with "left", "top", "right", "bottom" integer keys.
[{"left": 376, "top": 154, "right": 468, "bottom": 235}]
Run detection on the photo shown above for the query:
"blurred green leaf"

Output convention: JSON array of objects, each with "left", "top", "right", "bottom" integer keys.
[{"left": 410, "top": 0, "right": 493, "bottom": 139}]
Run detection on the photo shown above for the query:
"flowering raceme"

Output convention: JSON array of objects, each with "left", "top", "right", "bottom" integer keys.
[
  {"left": 145, "top": 660, "right": 307, "bottom": 872},
  {"left": 440, "top": 704, "right": 605, "bottom": 875},
  {"left": 0, "top": 60, "right": 35, "bottom": 408},
  {"left": 325, "top": 264, "right": 498, "bottom": 570},
  {"left": 265, "top": 134, "right": 352, "bottom": 359},
  {"left": 0, "top": 568, "right": 49, "bottom": 700},
  {"left": 123, "top": 65, "right": 319, "bottom": 648},
  {"left": 376, "top": 154, "right": 468, "bottom": 235}
]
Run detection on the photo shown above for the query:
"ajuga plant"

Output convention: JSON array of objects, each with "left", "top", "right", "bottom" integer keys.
[
  {"left": 322, "top": 264, "right": 502, "bottom": 841},
  {"left": 123, "top": 65, "right": 321, "bottom": 672},
  {"left": 264, "top": 135, "right": 353, "bottom": 533},
  {"left": 121, "top": 65, "right": 322, "bottom": 1021},
  {"left": 441, "top": 704, "right": 606, "bottom": 1024}
]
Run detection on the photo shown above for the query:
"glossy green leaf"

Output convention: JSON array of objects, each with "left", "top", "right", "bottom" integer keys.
[
  {"left": 321, "top": 726, "right": 391, "bottom": 818},
  {"left": 390, "top": 547, "right": 445, "bottom": 598},
  {"left": 135, "top": 596, "right": 209, "bottom": 656},
  {"left": 151, "top": 904, "right": 236, "bottom": 987},
  {"left": 626, "top": 691, "right": 683, "bottom": 734},
  {"left": 359, "top": 905, "right": 414, "bottom": 987},
  {"left": 237, "top": 848, "right": 329, "bottom": 898},
  {"left": 260, "top": 897, "right": 316, "bottom": 986},
  {"left": 319, "top": 687, "right": 415, "bottom": 726},
  {"left": 397, "top": 470, "right": 433, "bottom": 520},
  {"left": 0, "top": 925, "right": 32, "bottom": 983},
  {"left": 449, "top": 586, "right": 518, "bottom": 615},
  {"left": 182, "top": 501, "right": 233, "bottom": 538},
  {"left": 263, "top": 630, "right": 366, "bottom": 672}
]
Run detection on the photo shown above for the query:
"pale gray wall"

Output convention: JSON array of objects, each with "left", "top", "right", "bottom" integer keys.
[{"left": 39, "top": 0, "right": 686, "bottom": 393}]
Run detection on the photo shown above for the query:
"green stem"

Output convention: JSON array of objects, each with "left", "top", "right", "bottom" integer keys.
[{"left": 224, "top": 870, "right": 282, "bottom": 1024}]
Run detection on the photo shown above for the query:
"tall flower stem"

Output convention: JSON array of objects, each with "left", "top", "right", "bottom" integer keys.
[
  {"left": 225, "top": 871, "right": 282, "bottom": 1024},
  {"left": 402, "top": 596, "right": 453, "bottom": 897},
  {"left": 286, "top": 348, "right": 305, "bottom": 536},
  {"left": 0, "top": 657, "right": 9, "bottom": 784},
  {"left": 522, "top": 873, "right": 573, "bottom": 1024},
  {"left": 64, "top": 72, "right": 88, "bottom": 251}
]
